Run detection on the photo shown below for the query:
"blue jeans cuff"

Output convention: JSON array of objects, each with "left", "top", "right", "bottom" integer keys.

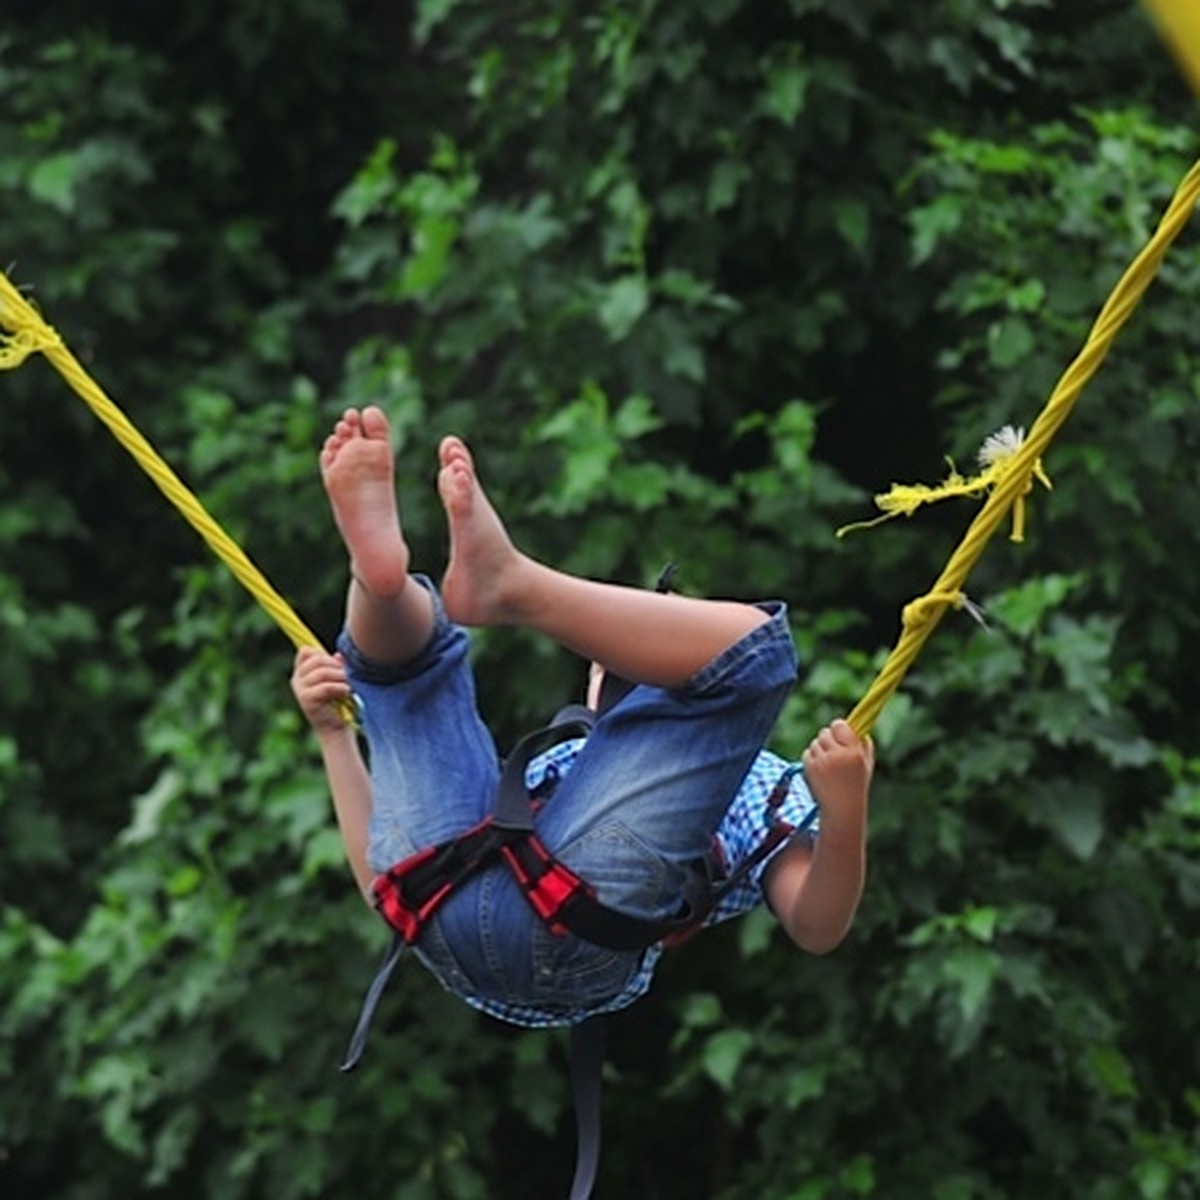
[{"left": 335, "top": 574, "right": 457, "bottom": 685}]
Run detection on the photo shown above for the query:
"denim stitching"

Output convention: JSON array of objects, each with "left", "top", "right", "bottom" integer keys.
[{"left": 684, "top": 601, "right": 796, "bottom": 695}]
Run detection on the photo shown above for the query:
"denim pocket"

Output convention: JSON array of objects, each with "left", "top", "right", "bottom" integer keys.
[
  {"left": 528, "top": 820, "right": 666, "bottom": 1006},
  {"left": 529, "top": 923, "right": 643, "bottom": 1006},
  {"left": 556, "top": 819, "right": 672, "bottom": 916}
]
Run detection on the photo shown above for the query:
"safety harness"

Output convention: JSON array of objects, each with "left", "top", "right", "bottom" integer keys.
[{"left": 338, "top": 576, "right": 814, "bottom": 1199}]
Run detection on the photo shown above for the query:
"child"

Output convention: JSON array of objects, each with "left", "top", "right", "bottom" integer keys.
[{"left": 291, "top": 406, "right": 873, "bottom": 1029}]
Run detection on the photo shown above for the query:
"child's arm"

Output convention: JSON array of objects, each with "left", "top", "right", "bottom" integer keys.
[
  {"left": 763, "top": 719, "right": 873, "bottom": 954},
  {"left": 291, "top": 647, "right": 376, "bottom": 905}
]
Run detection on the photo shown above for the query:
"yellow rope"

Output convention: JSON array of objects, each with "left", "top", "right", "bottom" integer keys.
[
  {"left": 0, "top": 273, "right": 357, "bottom": 723},
  {"left": 845, "top": 157, "right": 1200, "bottom": 738},
  {"left": 836, "top": 426, "right": 1053, "bottom": 545}
]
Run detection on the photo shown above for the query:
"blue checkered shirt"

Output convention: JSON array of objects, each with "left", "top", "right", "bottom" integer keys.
[{"left": 455, "top": 741, "right": 819, "bottom": 1028}]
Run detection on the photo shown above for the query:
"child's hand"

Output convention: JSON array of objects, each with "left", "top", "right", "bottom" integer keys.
[
  {"left": 803, "top": 718, "right": 874, "bottom": 823},
  {"left": 291, "top": 647, "right": 353, "bottom": 734}
]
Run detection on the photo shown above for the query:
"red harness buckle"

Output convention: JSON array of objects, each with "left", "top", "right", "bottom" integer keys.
[
  {"left": 373, "top": 876, "right": 450, "bottom": 944},
  {"left": 499, "top": 836, "right": 593, "bottom": 937},
  {"left": 371, "top": 817, "right": 499, "bottom": 944}
]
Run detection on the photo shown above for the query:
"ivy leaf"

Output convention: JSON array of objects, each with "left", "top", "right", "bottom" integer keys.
[
  {"left": 121, "top": 769, "right": 186, "bottom": 847},
  {"left": 835, "top": 198, "right": 870, "bottom": 256},
  {"left": 597, "top": 275, "right": 648, "bottom": 340},
  {"left": 707, "top": 159, "right": 749, "bottom": 213},
  {"left": 737, "top": 906, "right": 775, "bottom": 957},
  {"left": 702, "top": 1028, "right": 755, "bottom": 1092},
  {"left": 29, "top": 150, "right": 82, "bottom": 213},
  {"left": 400, "top": 213, "right": 460, "bottom": 297},
  {"left": 678, "top": 991, "right": 724, "bottom": 1030},
  {"left": 763, "top": 59, "right": 810, "bottom": 125},
  {"left": 1087, "top": 1043, "right": 1138, "bottom": 1099},
  {"left": 302, "top": 827, "right": 348, "bottom": 879},
  {"left": 910, "top": 193, "right": 964, "bottom": 264},
  {"left": 1041, "top": 784, "right": 1106, "bottom": 861},
  {"left": 987, "top": 315, "right": 1036, "bottom": 368},
  {"left": 990, "top": 575, "right": 1081, "bottom": 636},
  {"left": 783, "top": 1064, "right": 826, "bottom": 1109}
]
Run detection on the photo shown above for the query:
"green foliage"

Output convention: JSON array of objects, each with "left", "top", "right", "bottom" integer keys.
[
  {"left": 904, "top": 111, "right": 1200, "bottom": 733},
  {"left": 3, "top": 1, "right": 1200, "bottom": 1198}
]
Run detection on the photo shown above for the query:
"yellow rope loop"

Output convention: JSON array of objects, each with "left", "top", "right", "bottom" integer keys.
[
  {"left": 0, "top": 323, "right": 63, "bottom": 369},
  {"left": 845, "top": 156, "right": 1200, "bottom": 741},
  {"left": 0, "top": 271, "right": 356, "bottom": 727},
  {"left": 984, "top": 428, "right": 1053, "bottom": 545},
  {"left": 901, "top": 590, "right": 966, "bottom": 632},
  {"left": 0, "top": 280, "right": 56, "bottom": 347}
]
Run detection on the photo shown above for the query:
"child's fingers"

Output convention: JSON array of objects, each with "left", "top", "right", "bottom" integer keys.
[
  {"left": 828, "top": 718, "right": 863, "bottom": 747},
  {"left": 811, "top": 724, "right": 843, "bottom": 755},
  {"left": 306, "top": 661, "right": 348, "bottom": 686},
  {"left": 308, "top": 674, "right": 350, "bottom": 697},
  {"left": 822, "top": 719, "right": 873, "bottom": 753},
  {"left": 802, "top": 731, "right": 827, "bottom": 766},
  {"left": 304, "top": 675, "right": 352, "bottom": 707},
  {"left": 805, "top": 720, "right": 872, "bottom": 763},
  {"left": 294, "top": 651, "right": 348, "bottom": 686},
  {"left": 295, "top": 645, "right": 343, "bottom": 665}
]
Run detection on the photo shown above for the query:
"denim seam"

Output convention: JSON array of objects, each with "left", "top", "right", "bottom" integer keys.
[
  {"left": 478, "top": 871, "right": 509, "bottom": 998},
  {"left": 684, "top": 600, "right": 794, "bottom": 695},
  {"left": 337, "top": 574, "right": 453, "bottom": 685}
]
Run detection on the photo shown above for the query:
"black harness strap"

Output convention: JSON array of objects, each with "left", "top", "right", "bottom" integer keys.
[
  {"left": 568, "top": 1017, "right": 608, "bottom": 1200},
  {"left": 340, "top": 712, "right": 597, "bottom": 1074},
  {"left": 340, "top": 932, "right": 406, "bottom": 1073},
  {"left": 364, "top": 710, "right": 704, "bottom": 958}
]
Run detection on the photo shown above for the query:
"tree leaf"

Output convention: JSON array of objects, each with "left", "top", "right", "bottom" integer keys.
[
  {"left": 597, "top": 275, "right": 649, "bottom": 339},
  {"left": 702, "top": 1028, "right": 755, "bottom": 1092}
]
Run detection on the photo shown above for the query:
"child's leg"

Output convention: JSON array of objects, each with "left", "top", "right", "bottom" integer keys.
[
  {"left": 437, "top": 437, "right": 768, "bottom": 686},
  {"left": 338, "top": 586, "right": 501, "bottom": 873},
  {"left": 323, "top": 410, "right": 764, "bottom": 679},
  {"left": 537, "top": 604, "right": 797, "bottom": 908},
  {"left": 320, "top": 410, "right": 499, "bottom": 875},
  {"left": 321, "top": 407, "right": 435, "bottom": 666}
]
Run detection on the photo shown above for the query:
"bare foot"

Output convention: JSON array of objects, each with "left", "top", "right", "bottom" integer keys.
[
  {"left": 321, "top": 406, "right": 410, "bottom": 597},
  {"left": 438, "top": 436, "right": 528, "bottom": 625}
]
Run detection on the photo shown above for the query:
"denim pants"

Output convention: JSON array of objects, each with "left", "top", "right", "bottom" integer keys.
[{"left": 338, "top": 578, "right": 798, "bottom": 1018}]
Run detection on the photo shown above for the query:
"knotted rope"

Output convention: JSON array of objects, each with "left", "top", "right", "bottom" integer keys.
[{"left": 844, "top": 158, "right": 1200, "bottom": 737}]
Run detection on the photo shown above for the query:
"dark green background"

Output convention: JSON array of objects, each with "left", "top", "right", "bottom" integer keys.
[{"left": 2, "top": 2, "right": 1198, "bottom": 1197}]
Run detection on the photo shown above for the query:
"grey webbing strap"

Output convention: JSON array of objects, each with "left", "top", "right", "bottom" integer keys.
[
  {"left": 492, "top": 711, "right": 595, "bottom": 831},
  {"left": 339, "top": 931, "right": 407, "bottom": 1073},
  {"left": 568, "top": 1016, "right": 608, "bottom": 1200}
]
